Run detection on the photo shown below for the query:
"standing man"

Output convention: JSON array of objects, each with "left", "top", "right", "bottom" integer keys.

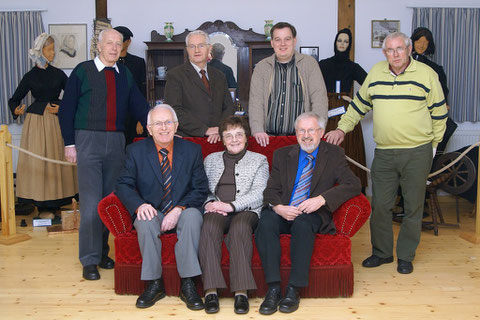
[
  {"left": 325, "top": 32, "right": 448, "bottom": 274},
  {"left": 59, "top": 28, "right": 149, "bottom": 281},
  {"left": 248, "top": 22, "right": 328, "bottom": 147},
  {"left": 113, "top": 25, "right": 148, "bottom": 144},
  {"left": 208, "top": 43, "right": 237, "bottom": 89},
  {"left": 164, "top": 30, "right": 234, "bottom": 143},
  {"left": 115, "top": 104, "right": 208, "bottom": 310},
  {"left": 255, "top": 112, "right": 360, "bottom": 315}
]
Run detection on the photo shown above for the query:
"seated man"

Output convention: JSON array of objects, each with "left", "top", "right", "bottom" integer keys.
[
  {"left": 255, "top": 111, "right": 361, "bottom": 315},
  {"left": 164, "top": 30, "right": 234, "bottom": 143},
  {"left": 115, "top": 104, "right": 209, "bottom": 310}
]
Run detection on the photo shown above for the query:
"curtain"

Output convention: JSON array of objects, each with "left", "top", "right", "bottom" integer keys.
[
  {"left": 0, "top": 11, "right": 44, "bottom": 125},
  {"left": 412, "top": 8, "right": 480, "bottom": 122}
]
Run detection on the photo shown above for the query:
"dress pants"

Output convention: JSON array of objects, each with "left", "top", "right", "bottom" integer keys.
[
  {"left": 76, "top": 130, "right": 125, "bottom": 267},
  {"left": 255, "top": 207, "right": 323, "bottom": 288},
  {"left": 134, "top": 207, "right": 203, "bottom": 280},
  {"left": 371, "top": 143, "right": 432, "bottom": 261},
  {"left": 199, "top": 211, "right": 258, "bottom": 292}
]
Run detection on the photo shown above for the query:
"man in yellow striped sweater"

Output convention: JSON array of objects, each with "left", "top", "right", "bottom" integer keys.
[{"left": 325, "top": 32, "right": 447, "bottom": 274}]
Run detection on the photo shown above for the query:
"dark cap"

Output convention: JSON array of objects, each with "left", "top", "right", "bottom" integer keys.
[{"left": 114, "top": 26, "right": 133, "bottom": 42}]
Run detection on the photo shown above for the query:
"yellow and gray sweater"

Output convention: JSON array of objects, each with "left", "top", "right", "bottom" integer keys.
[{"left": 338, "top": 59, "right": 448, "bottom": 149}]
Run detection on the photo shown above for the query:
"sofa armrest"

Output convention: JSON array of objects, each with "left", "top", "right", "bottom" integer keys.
[
  {"left": 97, "top": 192, "right": 133, "bottom": 237},
  {"left": 332, "top": 193, "right": 371, "bottom": 238}
]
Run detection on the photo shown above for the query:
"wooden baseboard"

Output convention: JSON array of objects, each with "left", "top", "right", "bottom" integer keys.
[
  {"left": 0, "top": 233, "right": 31, "bottom": 245},
  {"left": 459, "top": 232, "right": 480, "bottom": 244}
]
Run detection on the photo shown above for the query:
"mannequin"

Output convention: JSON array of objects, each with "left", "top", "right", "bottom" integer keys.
[
  {"left": 319, "top": 28, "right": 368, "bottom": 188},
  {"left": 8, "top": 33, "right": 78, "bottom": 219}
]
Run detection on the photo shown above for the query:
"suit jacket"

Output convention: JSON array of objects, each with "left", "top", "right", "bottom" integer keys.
[
  {"left": 208, "top": 58, "right": 237, "bottom": 88},
  {"left": 264, "top": 141, "right": 361, "bottom": 234},
  {"left": 164, "top": 62, "right": 234, "bottom": 137},
  {"left": 115, "top": 136, "right": 209, "bottom": 220}
]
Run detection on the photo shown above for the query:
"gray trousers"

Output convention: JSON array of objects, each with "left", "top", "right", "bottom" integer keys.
[
  {"left": 371, "top": 143, "right": 432, "bottom": 261},
  {"left": 76, "top": 130, "right": 126, "bottom": 266},
  {"left": 134, "top": 208, "right": 203, "bottom": 281}
]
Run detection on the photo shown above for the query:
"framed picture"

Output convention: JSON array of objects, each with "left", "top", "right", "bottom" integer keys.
[
  {"left": 300, "top": 46, "right": 319, "bottom": 61},
  {"left": 48, "top": 24, "right": 87, "bottom": 69},
  {"left": 371, "top": 20, "right": 400, "bottom": 48}
]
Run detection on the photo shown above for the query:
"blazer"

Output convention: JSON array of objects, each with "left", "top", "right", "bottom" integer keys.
[
  {"left": 115, "top": 136, "right": 209, "bottom": 220},
  {"left": 264, "top": 141, "right": 361, "bottom": 234},
  {"left": 204, "top": 150, "right": 269, "bottom": 217},
  {"left": 164, "top": 62, "right": 234, "bottom": 137}
]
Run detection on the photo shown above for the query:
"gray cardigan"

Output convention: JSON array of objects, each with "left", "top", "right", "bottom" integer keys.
[{"left": 203, "top": 150, "right": 269, "bottom": 217}]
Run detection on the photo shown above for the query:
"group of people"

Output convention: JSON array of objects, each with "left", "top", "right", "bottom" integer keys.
[{"left": 9, "top": 20, "right": 448, "bottom": 315}]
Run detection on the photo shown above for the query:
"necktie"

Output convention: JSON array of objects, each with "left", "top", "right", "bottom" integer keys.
[
  {"left": 199, "top": 69, "right": 211, "bottom": 94},
  {"left": 290, "top": 154, "right": 314, "bottom": 207},
  {"left": 159, "top": 148, "right": 173, "bottom": 215}
]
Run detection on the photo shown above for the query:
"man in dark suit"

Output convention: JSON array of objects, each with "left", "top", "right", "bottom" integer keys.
[
  {"left": 115, "top": 104, "right": 209, "bottom": 310},
  {"left": 255, "top": 112, "right": 361, "bottom": 315},
  {"left": 208, "top": 43, "right": 237, "bottom": 89},
  {"left": 164, "top": 30, "right": 234, "bottom": 143}
]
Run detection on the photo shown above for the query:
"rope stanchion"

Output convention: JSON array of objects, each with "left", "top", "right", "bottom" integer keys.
[{"left": 7, "top": 143, "right": 76, "bottom": 166}]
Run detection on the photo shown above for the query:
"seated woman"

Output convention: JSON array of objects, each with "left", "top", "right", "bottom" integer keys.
[{"left": 198, "top": 116, "right": 269, "bottom": 314}]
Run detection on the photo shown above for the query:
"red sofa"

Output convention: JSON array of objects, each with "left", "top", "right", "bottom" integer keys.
[{"left": 97, "top": 136, "right": 371, "bottom": 297}]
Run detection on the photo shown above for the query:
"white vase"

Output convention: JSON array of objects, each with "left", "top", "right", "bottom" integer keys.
[
  {"left": 164, "top": 22, "right": 174, "bottom": 42},
  {"left": 264, "top": 20, "right": 274, "bottom": 40}
]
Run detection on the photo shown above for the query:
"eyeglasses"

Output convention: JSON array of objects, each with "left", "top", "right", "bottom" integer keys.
[
  {"left": 223, "top": 132, "right": 245, "bottom": 141},
  {"left": 186, "top": 43, "right": 209, "bottom": 50},
  {"left": 385, "top": 46, "right": 407, "bottom": 55},
  {"left": 296, "top": 128, "right": 321, "bottom": 135},
  {"left": 148, "top": 120, "right": 176, "bottom": 128}
]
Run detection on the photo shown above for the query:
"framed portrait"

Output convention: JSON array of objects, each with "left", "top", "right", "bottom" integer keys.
[
  {"left": 371, "top": 20, "right": 400, "bottom": 48},
  {"left": 48, "top": 24, "right": 87, "bottom": 69},
  {"left": 300, "top": 46, "right": 319, "bottom": 61}
]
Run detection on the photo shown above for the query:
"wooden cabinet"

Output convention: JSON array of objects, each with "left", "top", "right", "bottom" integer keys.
[{"left": 145, "top": 21, "right": 273, "bottom": 111}]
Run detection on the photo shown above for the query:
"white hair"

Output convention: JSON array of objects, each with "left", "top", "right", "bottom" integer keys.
[
  {"left": 147, "top": 104, "right": 178, "bottom": 125},
  {"left": 294, "top": 112, "right": 326, "bottom": 130},
  {"left": 382, "top": 32, "right": 411, "bottom": 50},
  {"left": 185, "top": 30, "right": 210, "bottom": 46},
  {"left": 98, "top": 28, "right": 123, "bottom": 43}
]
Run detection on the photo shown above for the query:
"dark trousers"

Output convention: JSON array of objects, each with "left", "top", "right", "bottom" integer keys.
[
  {"left": 199, "top": 211, "right": 258, "bottom": 292},
  {"left": 76, "top": 130, "right": 125, "bottom": 266},
  {"left": 255, "top": 207, "right": 323, "bottom": 288}
]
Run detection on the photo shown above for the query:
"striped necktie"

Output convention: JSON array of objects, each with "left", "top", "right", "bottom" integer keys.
[
  {"left": 159, "top": 148, "right": 173, "bottom": 215},
  {"left": 290, "top": 154, "right": 314, "bottom": 207},
  {"left": 199, "top": 69, "right": 211, "bottom": 94}
]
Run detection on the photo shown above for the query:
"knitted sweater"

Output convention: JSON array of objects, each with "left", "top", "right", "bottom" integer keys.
[{"left": 337, "top": 59, "right": 448, "bottom": 149}]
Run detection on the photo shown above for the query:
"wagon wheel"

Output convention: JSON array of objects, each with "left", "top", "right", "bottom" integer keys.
[{"left": 433, "top": 152, "right": 476, "bottom": 195}]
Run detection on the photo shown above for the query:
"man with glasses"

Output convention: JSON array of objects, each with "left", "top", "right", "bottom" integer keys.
[
  {"left": 255, "top": 112, "right": 360, "bottom": 315},
  {"left": 248, "top": 22, "right": 328, "bottom": 147},
  {"left": 325, "top": 32, "right": 448, "bottom": 274},
  {"left": 116, "top": 104, "right": 209, "bottom": 310},
  {"left": 164, "top": 30, "right": 234, "bottom": 143}
]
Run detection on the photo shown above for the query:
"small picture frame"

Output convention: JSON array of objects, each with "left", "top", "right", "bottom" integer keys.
[
  {"left": 48, "top": 24, "right": 87, "bottom": 69},
  {"left": 371, "top": 20, "right": 400, "bottom": 48},
  {"left": 300, "top": 46, "right": 319, "bottom": 61}
]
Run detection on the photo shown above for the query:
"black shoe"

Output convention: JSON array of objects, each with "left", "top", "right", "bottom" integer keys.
[
  {"left": 136, "top": 279, "right": 166, "bottom": 308},
  {"left": 397, "top": 259, "right": 414, "bottom": 274},
  {"left": 99, "top": 256, "right": 115, "bottom": 269},
  {"left": 204, "top": 294, "right": 219, "bottom": 314},
  {"left": 362, "top": 255, "right": 394, "bottom": 268},
  {"left": 82, "top": 265, "right": 100, "bottom": 280},
  {"left": 180, "top": 278, "right": 204, "bottom": 310},
  {"left": 259, "top": 286, "right": 282, "bottom": 315},
  {"left": 279, "top": 285, "right": 300, "bottom": 313},
  {"left": 234, "top": 294, "right": 249, "bottom": 314}
]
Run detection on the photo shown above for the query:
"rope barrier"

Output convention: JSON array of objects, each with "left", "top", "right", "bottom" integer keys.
[{"left": 6, "top": 143, "right": 76, "bottom": 166}]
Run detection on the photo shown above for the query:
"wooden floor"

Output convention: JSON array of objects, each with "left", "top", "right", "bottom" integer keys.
[{"left": 1, "top": 196, "right": 479, "bottom": 320}]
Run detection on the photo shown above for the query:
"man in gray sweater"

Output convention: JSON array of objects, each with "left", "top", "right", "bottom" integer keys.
[{"left": 248, "top": 22, "right": 328, "bottom": 147}]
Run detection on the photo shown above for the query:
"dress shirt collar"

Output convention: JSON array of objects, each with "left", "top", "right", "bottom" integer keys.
[
  {"left": 94, "top": 56, "right": 119, "bottom": 73},
  {"left": 190, "top": 61, "right": 208, "bottom": 79},
  {"left": 299, "top": 145, "right": 319, "bottom": 165}
]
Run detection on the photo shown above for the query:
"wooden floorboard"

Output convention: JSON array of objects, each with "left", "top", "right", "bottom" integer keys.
[{"left": 1, "top": 196, "right": 479, "bottom": 319}]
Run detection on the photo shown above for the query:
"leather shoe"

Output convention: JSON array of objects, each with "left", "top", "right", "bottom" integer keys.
[
  {"left": 259, "top": 286, "right": 282, "bottom": 315},
  {"left": 362, "top": 255, "right": 394, "bottom": 268},
  {"left": 99, "top": 256, "right": 115, "bottom": 269},
  {"left": 82, "top": 265, "right": 100, "bottom": 280},
  {"left": 279, "top": 285, "right": 300, "bottom": 313},
  {"left": 136, "top": 279, "right": 166, "bottom": 308},
  {"left": 180, "top": 278, "right": 204, "bottom": 310},
  {"left": 204, "top": 294, "right": 219, "bottom": 314},
  {"left": 397, "top": 259, "right": 414, "bottom": 274},
  {"left": 234, "top": 294, "right": 249, "bottom": 314}
]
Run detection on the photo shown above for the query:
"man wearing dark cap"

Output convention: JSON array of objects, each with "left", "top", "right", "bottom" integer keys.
[{"left": 114, "top": 26, "right": 148, "bottom": 144}]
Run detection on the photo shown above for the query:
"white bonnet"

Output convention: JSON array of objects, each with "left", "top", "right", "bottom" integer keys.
[{"left": 28, "top": 33, "right": 58, "bottom": 65}]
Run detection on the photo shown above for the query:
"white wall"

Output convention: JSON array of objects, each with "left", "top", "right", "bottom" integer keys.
[{"left": 3, "top": 0, "right": 480, "bottom": 194}]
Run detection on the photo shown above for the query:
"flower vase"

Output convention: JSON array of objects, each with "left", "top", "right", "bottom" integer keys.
[
  {"left": 264, "top": 20, "right": 274, "bottom": 40},
  {"left": 164, "top": 22, "right": 174, "bottom": 42}
]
